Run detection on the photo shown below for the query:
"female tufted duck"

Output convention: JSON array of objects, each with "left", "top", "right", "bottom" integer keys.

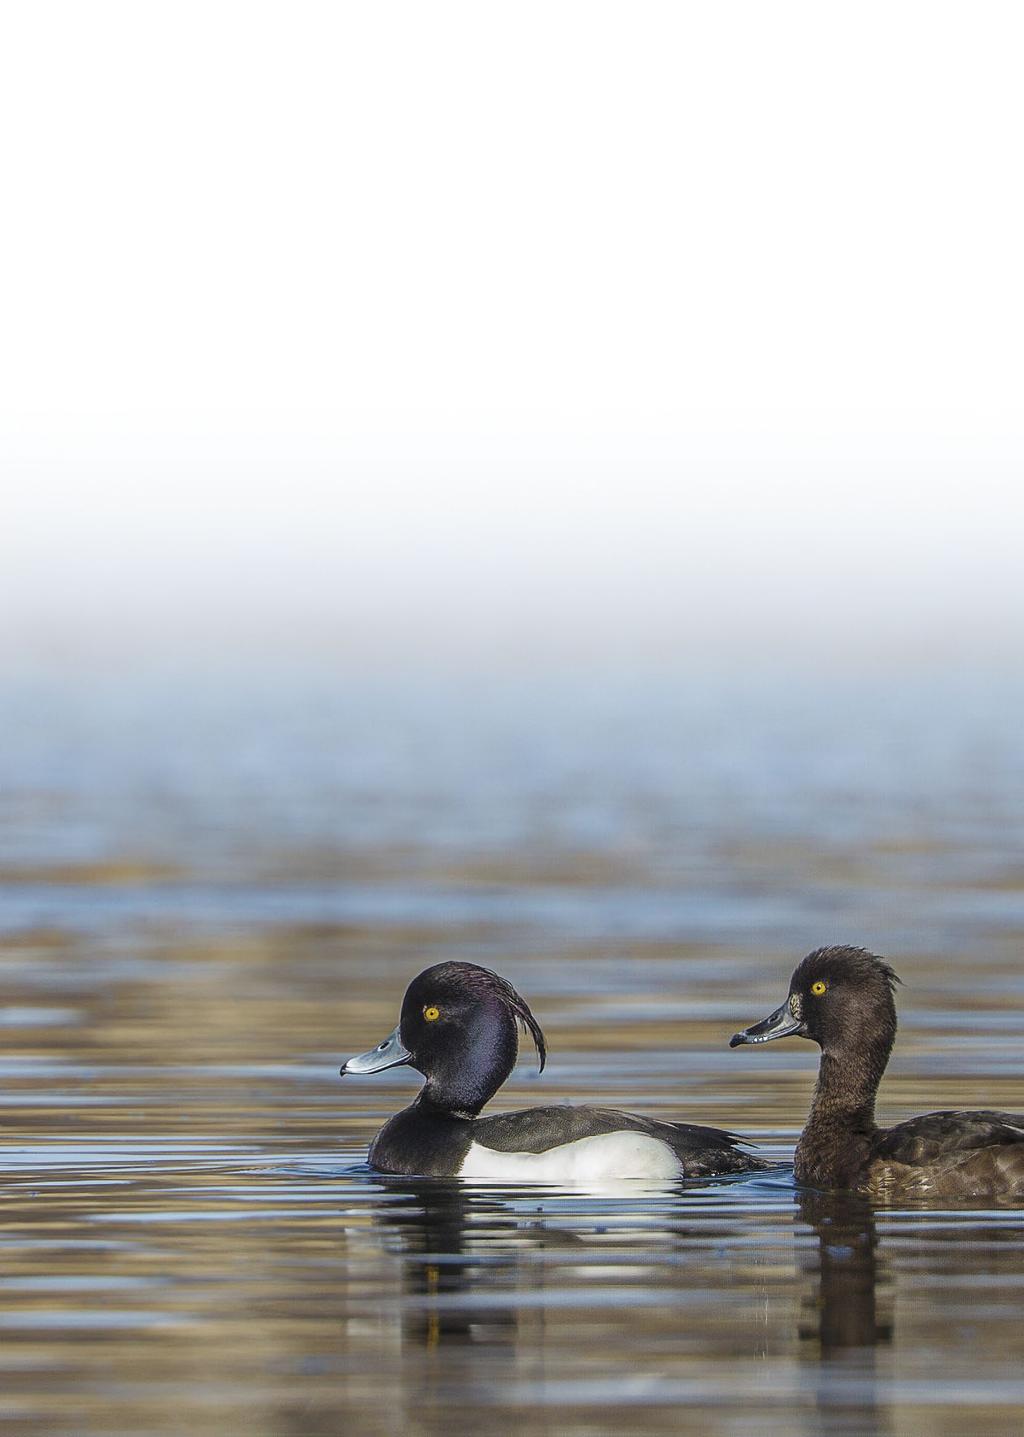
[
  {"left": 730, "top": 945, "right": 1024, "bottom": 1199},
  {"left": 342, "top": 961, "right": 767, "bottom": 1180}
]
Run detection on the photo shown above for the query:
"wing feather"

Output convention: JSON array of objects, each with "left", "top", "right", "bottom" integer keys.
[{"left": 873, "top": 1109, "right": 1024, "bottom": 1165}]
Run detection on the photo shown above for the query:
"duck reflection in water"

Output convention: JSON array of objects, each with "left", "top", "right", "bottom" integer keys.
[
  {"left": 797, "top": 1191, "right": 894, "bottom": 1436},
  {"left": 379, "top": 1184, "right": 896, "bottom": 1353},
  {"left": 358, "top": 1173, "right": 899, "bottom": 1432},
  {"left": 368, "top": 1178, "right": 524, "bottom": 1350}
]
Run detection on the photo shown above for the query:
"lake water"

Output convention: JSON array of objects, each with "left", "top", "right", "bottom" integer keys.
[{"left": 1, "top": 661, "right": 1023, "bottom": 1434}]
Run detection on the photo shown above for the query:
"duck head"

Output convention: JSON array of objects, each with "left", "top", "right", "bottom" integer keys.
[
  {"left": 730, "top": 946, "right": 901, "bottom": 1058},
  {"left": 340, "top": 961, "right": 546, "bottom": 1115}
]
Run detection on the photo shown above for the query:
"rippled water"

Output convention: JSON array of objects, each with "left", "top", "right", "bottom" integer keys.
[
  {"left": 2, "top": 664, "right": 1024, "bottom": 1433},
  {"left": 4, "top": 1147, "right": 1024, "bottom": 1435}
]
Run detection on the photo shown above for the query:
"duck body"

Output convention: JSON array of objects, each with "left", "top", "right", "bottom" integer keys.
[
  {"left": 793, "top": 1098, "right": 1024, "bottom": 1198},
  {"left": 731, "top": 946, "right": 1024, "bottom": 1200},
  {"left": 857, "top": 1110, "right": 1024, "bottom": 1200},
  {"left": 342, "top": 961, "right": 766, "bottom": 1181},
  {"left": 369, "top": 1097, "right": 759, "bottom": 1180}
]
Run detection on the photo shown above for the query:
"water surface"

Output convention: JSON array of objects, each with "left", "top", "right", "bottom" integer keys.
[{"left": 1, "top": 664, "right": 1023, "bottom": 1433}]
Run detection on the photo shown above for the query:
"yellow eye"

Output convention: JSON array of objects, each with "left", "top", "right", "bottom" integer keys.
[
  {"left": 423, "top": 1005, "right": 440, "bottom": 1022},
  {"left": 810, "top": 980, "right": 827, "bottom": 996}
]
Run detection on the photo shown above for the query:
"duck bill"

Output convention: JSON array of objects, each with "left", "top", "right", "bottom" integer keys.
[
  {"left": 340, "top": 1026, "right": 412, "bottom": 1075},
  {"left": 730, "top": 1002, "right": 803, "bottom": 1047}
]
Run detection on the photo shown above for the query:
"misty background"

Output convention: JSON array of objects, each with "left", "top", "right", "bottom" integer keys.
[
  {"left": 4, "top": 11, "right": 1024, "bottom": 1432},
  {"left": 1, "top": 2, "right": 1022, "bottom": 949},
  {"left": 3, "top": 2, "right": 1022, "bottom": 667}
]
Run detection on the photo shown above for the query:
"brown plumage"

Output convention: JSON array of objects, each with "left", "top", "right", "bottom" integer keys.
[{"left": 731, "top": 946, "right": 1024, "bottom": 1200}]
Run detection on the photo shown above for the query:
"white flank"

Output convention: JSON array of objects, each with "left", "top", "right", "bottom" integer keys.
[{"left": 458, "top": 1131, "right": 682, "bottom": 1182}]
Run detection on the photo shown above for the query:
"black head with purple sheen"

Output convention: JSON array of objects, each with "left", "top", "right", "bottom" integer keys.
[{"left": 342, "top": 961, "right": 546, "bottom": 1117}]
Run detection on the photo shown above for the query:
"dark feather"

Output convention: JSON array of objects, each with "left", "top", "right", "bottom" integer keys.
[
  {"left": 873, "top": 1110, "right": 1024, "bottom": 1164},
  {"left": 488, "top": 970, "right": 547, "bottom": 1073},
  {"left": 424, "top": 962, "right": 546, "bottom": 1072}
]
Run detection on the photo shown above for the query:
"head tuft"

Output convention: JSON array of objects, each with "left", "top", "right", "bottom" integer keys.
[{"left": 794, "top": 946, "right": 901, "bottom": 996}]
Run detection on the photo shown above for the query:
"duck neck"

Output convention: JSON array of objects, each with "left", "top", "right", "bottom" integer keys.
[
  {"left": 809, "top": 1051, "right": 882, "bottom": 1130},
  {"left": 797, "top": 1033, "right": 892, "bottom": 1185},
  {"left": 416, "top": 1075, "right": 494, "bottom": 1121}
]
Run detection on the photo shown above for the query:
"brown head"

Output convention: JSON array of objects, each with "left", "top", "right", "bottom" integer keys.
[{"left": 730, "top": 945, "right": 901, "bottom": 1068}]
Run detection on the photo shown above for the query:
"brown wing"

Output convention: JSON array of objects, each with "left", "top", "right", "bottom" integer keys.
[{"left": 873, "top": 1110, "right": 1024, "bottom": 1164}]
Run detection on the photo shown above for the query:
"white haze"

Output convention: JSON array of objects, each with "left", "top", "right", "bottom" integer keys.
[{"left": 2, "top": 2, "right": 1022, "bottom": 668}]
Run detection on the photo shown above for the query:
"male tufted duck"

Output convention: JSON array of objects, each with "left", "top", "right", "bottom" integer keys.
[
  {"left": 342, "top": 961, "right": 767, "bottom": 1180},
  {"left": 730, "top": 945, "right": 1024, "bottom": 1198}
]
